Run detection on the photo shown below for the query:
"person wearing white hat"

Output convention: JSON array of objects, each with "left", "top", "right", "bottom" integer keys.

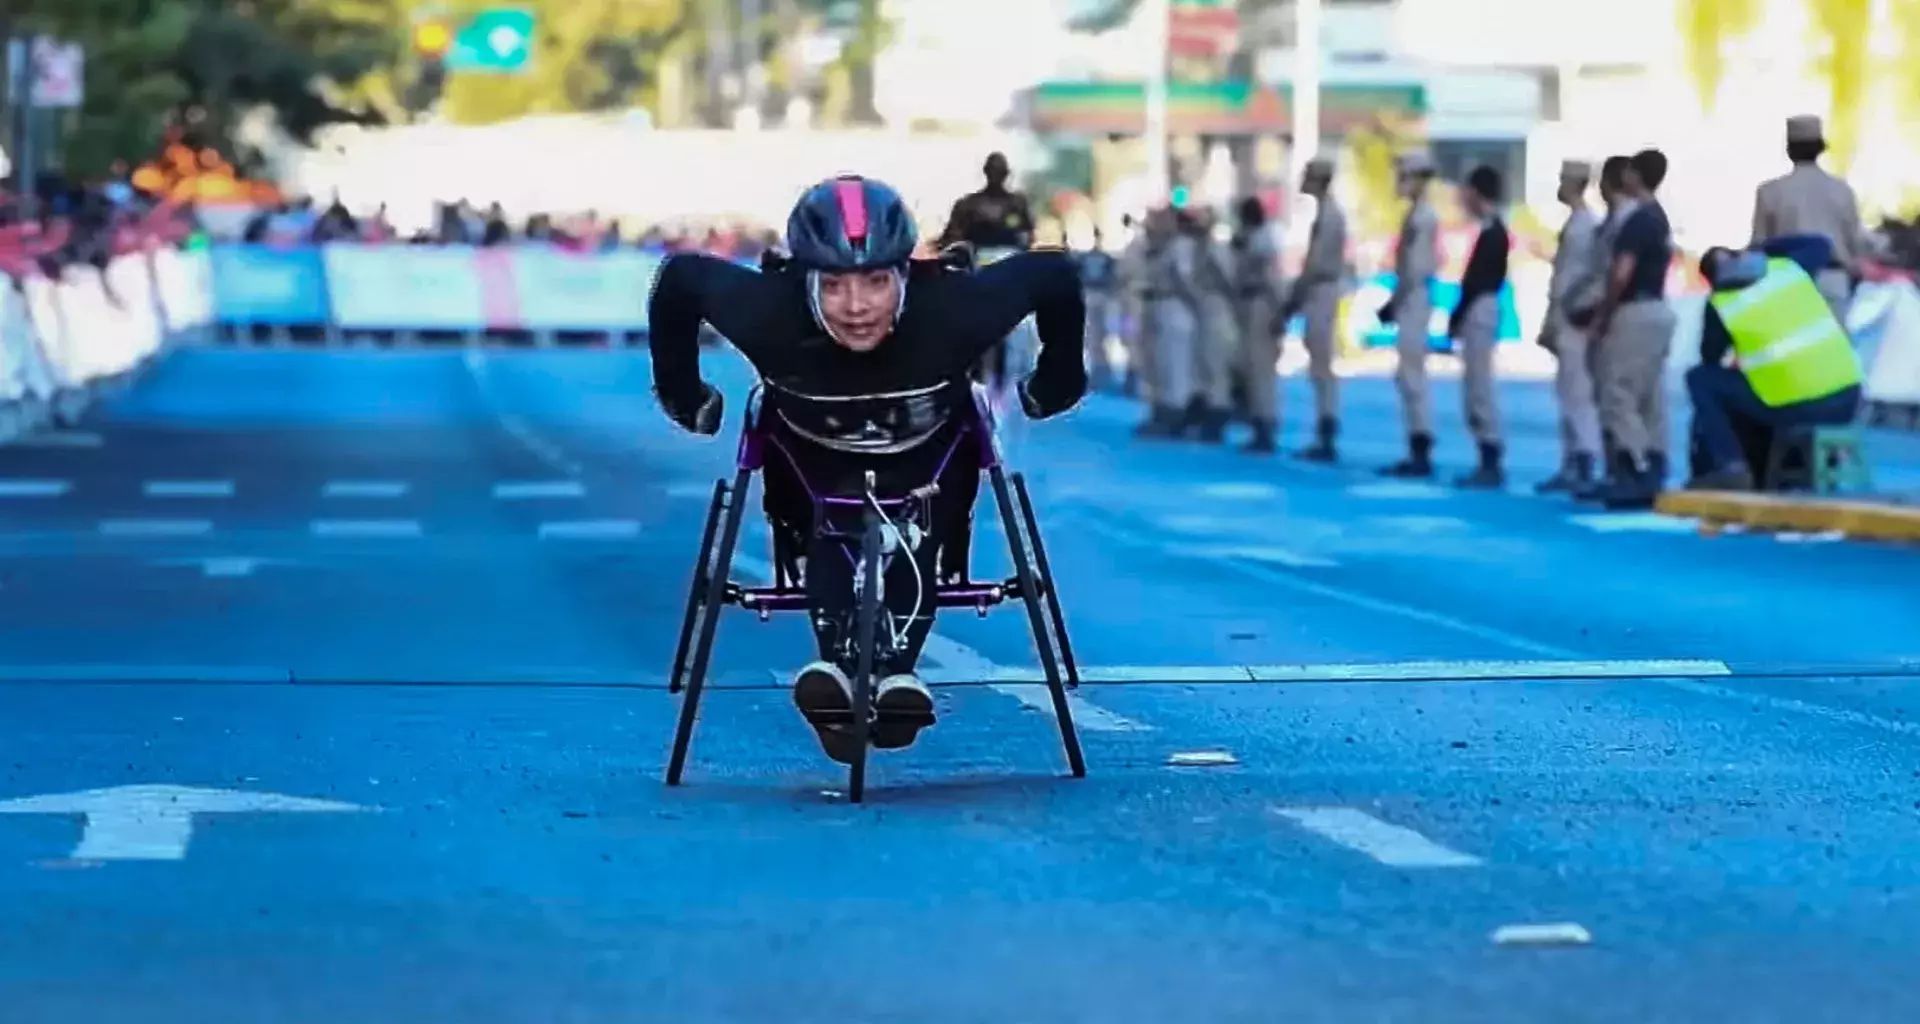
[
  {"left": 1751, "top": 114, "right": 1867, "bottom": 325},
  {"left": 1378, "top": 150, "right": 1441, "bottom": 477}
]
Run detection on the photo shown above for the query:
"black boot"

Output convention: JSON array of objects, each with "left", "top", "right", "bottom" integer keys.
[
  {"left": 1600, "top": 450, "right": 1660, "bottom": 510},
  {"left": 1297, "top": 416, "right": 1339, "bottom": 462},
  {"left": 1379, "top": 432, "right": 1435, "bottom": 478},
  {"left": 1242, "top": 418, "right": 1277, "bottom": 453},
  {"left": 1134, "top": 405, "right": 1184, "bottom": 439},
  {"left": 1455, "top": 442, "right": 1506, "bottom": 489},
  {"left": 1196, "top": 405, "right": 1229, "bottom": 444},
  {"left": 1536, "top": 451, "right": 1596, "bottom": 494},
  {"left": 1646, "top": 450, "right": 1670, "bottom": 488}
]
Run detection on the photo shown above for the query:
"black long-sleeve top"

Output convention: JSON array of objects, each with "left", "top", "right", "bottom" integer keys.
[
  {"left": 1449, "top": 216, "right": 1510, "bottom": 338},
  {"left": 645, "top": 250, "right": 1088, "bottom": 428}
]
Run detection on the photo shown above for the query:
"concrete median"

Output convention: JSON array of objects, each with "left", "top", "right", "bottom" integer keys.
[{"left": 1656, "top": 489, "right": 1920, "bottom": 542}]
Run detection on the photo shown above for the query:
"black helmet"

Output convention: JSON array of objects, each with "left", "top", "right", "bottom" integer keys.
[{"left": 785, "top": 175, "right": 918, "bottom": 272}]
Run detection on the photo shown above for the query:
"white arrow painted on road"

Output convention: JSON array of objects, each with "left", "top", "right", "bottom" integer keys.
[
  {"left": 152, "top": 556, "right": 288, "bottom": 578},
  {"left": 0, "top": 784, "right": 372, "bottom": 861}
]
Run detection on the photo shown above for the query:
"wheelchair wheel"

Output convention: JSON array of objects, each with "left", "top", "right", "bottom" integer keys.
[{"left": 845, "top": 512, "right": 886, "bottom": 803}]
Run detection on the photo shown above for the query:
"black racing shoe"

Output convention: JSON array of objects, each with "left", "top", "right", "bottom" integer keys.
[{"left": 871, "top": 673, "right": 935, "bottom": 750}]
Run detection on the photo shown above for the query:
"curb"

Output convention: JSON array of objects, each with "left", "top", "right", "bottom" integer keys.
[{"left": 1655, "top": 490, "right": 1920, "bottom": 543}]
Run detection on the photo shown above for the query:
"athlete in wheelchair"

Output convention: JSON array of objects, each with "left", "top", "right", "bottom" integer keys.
[{"left": 649, "top": 175, "right": 1089, "bottom": 798}]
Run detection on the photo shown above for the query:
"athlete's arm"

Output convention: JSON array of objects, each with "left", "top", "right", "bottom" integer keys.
[
  {"left": 914, "top": 249, "right": 1087, "bottom": 416},
  {"left": 645, "top": 253, "right": 792, "bottom": 431},
  {"left": 935, "top": 195, "right": 975, "bottom": 249}
]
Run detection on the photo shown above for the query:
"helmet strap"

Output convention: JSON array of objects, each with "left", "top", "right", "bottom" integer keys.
[{"left": 805, "top": 267, "right": 908, "bottom": 344}]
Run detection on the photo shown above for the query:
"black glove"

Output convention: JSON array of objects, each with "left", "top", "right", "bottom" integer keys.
[
  {"left": 665, "top": 382, "right": 724, "bottom": 435},
  {"left": 1018, "top": 368, "right": 1085, "bottom": 420},
  {"left": 1377, "top": 300, "right": 1397, "bottom": 325}
]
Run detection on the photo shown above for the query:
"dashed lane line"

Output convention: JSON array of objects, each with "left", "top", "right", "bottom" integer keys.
[
  {"left": 494, "top": 480, "right": 587, "bottom": 500},
  {"left": 99, "top": 519, "right": 213, "bottom": 537},
  {"left": 538, "top": 519, "right": 641, "bottom": 540},
  {"left": 310, "top": 519, "right": 422, "bottom": 538},
  {"left": 1273, "top": 807, "right": 1484, "bottom": 868},
  {"left": 323, "top": 480, "right": 410, "bottom": 499},
  {"left": 0, "top": 479, "right": 71, "bottom": 497},
  {"left": 144, "top": 480, "right": 235, "bottom": 499}
]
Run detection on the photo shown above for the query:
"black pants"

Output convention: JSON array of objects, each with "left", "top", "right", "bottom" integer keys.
[
  {"left": 1685, "top": 364, "right": 1861, "bottom": 473},
  {"left": 762, "top": 424, "right": 979, "bottom": 674}
]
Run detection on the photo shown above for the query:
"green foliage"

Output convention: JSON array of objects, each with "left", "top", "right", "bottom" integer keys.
[
  {"left": 1674, "top": 0, "right": 1764, "bottom": 112},
  {"left": 12, "top": 0, "right": 401, "bottom": 178},
  {"left": 1343, "top": 112, "right": 1416, "bottom": 239}
]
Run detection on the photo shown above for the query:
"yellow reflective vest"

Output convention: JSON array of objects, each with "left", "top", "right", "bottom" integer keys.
[{"left": 1707, "top": 257, "right": 1861, "bottom": 407}]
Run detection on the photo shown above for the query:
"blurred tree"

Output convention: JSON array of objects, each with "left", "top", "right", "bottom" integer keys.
[
  {"left": 1897, "top": 0, "right": 1920, "bottom": 132},
  {"left": 434, "top": 0, "right": 693, "bottom": 124},
  {"left": 1343, "top": 112, "right": 1415, "bottom": 239},
  {"left": 9, "top": 0, "right": 398, "bottom": 178},
  {"left": 1676, "top": 0, "right": 1879, "bottom": 172}
]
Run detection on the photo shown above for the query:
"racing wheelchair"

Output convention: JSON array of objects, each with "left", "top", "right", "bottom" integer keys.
[{"left": 664, "top": 380, "right": 1085, "bottom": 803}]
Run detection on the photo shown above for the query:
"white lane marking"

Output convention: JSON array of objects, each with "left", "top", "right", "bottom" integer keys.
[
  {"left": 144, "top": 480, "right": 234, "bottom": 499},
  {"left": 730, "top": 552, "right": 1148, "bottom": 733},
  {"left": 1071, "top": 664, "right": 1254, "bottom": 683},
  {"left": 1167, "top": 750, "right": 1239, "bottom": 767},
  {"left": 1273, "top": 806, "right": 1484, "bottom": 868},
  {"left": 1166, "top": 543, "right": 1338, "bottom": 568},
  {"left": 667, "top": 481, "right": 719, "bottom": 499},
  {"left": 919, "top": 633, "right": 1149, "bottom": 733},
  {"left": 538, "top": 519, "right": 640, "bottom": 540},
  {"left": 1348, "top": 481, "right": 1451, "bottom": 500},
  {"left": 0, "top": 784, "right": 371, "bottom": 862},
  {"left": 1492, "top": 922, "right": 1593, "bottom": 947},
  {"left": 19, "top": 431, "right": 103, "bottom": 449},
  {"left": 496, "top": 411, "right": 585, "bottom": 477},
  {"left": 1368, "top": 514, "right": 1471, "bottom": 534},
  {"left": 153, "top": 556, "right": 282, "bottom": 578},
  {"left": 1568, "top": 512, "right": 1700, "bottom": 534},
  {"left": 1197, "top": 482, "right": 1281, "bottom": 501},
  {"left": 1087, "top": 516, "right": 1569, "bottom": 657},
  {"left": 1667, "top": 680, "right": 1920, "bottom": 738},
  {"left": 1087, "top": 515, "right": 1920, "bottom": 738},
  {"left": 0, "top": 479, "right": 70, "bottom": 497},
  {"left": 494, "top": 480, "right": 587, "bottom": 500},
  {"left": 323, "top": 480, "right": 410, "bottom": 499},
  {"left": 1245, "top": 659, "right": 1734, "bottom": 683},
  {"left": 311, "top": 519, "right": 422, "bottom": 538},
  {"left": 100, "top": 519, "right": 213, "bottom": 537}
]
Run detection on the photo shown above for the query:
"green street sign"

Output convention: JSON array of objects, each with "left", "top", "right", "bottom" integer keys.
[{"left": 446, "top": 8, "right": 534, "bottom": 73}]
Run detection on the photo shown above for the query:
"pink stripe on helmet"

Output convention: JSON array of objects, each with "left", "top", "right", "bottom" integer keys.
[{"left": 833, "top": 177, "right": 869, "bottom": 244}]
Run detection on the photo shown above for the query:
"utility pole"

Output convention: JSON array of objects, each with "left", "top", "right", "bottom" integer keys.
[
  {"left": 1289, "top": 0, "right": 1321, "bottom": 196},
  {"left": 1143, "top": 0, "right": 1171, "bottom": 203},
  {"left": 14, "top": 33, "right": 37, "bottom": 203}
]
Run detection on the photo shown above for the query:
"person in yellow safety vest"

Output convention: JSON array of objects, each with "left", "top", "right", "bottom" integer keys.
[{"left": 1682, "top": 247, "right": 1864, "bottom": 490}]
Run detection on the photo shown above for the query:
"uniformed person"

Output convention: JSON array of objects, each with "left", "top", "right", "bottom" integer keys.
[
  {"left": 1186, "top": 207, "right": 1239, "bottom": 441},
  {"left": 1136, "top": 206, "right": 1203, "bottom": 438},
  {"left": 1229, "top": 196, "right": 1286, "bottom": 452},
  {"left": 1538, "top": 159, "right": 1603, "bottom": 492},
  {"left": 1117, "top": 214, "right": 1155, "bottom": 399},
  {"left": 1589, "top": 148, "right": 1678, "bottom": 510},
  {"left": 1379, "top": 151, "right": 1441, "bottom": 477},
  {"left": 1751, "top": 114, "right": 1867, "bottom": 326},
  {"left": 1449, "top": 165, "right": 1511, "bottom": 488},
  {"left": 1077, "top": 229, "right": 1122, "bottom": 390},
  {"left": 1569, "top": 155, "right": 1641, "bottom": 502},
  {"left": 1286, "top": 156, "right": 1347, "bottom": 462}
]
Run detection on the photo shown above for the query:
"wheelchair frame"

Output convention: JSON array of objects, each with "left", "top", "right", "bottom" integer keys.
[{"left": 665, "top": 384, "right": 1085, "bottom": 802}]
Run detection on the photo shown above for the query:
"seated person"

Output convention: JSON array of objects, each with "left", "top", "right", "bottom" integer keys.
[
  {"left": 646, "top": 174, "right": 1087, "bottom": 763},
  {"left": 1684, "top": 246, "right": 1864, "bottom": 490}
]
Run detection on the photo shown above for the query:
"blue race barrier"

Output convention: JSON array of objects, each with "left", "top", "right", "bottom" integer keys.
[{"left": 208, "top": 244, "right": 332, "bottom": 326}]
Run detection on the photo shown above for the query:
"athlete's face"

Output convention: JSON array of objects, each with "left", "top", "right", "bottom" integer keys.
[{"left": 818, "top": 269, "right": 899, "bottom": 351}]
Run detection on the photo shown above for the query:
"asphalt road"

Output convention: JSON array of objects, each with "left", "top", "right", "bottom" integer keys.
[{"left": 1, "top": 344, "right": 1917, "bottom": 1023}]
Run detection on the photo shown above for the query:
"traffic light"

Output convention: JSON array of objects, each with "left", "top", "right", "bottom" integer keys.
[{"left": 405, "top": 18, "right": 453, "bottom": 115}]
